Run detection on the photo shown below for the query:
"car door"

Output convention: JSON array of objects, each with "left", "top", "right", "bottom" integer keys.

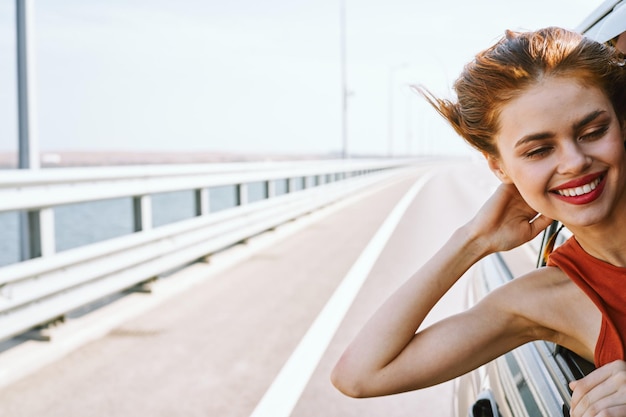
[{"left": 455, "top": 222, "right": 595, "bottom": 417}]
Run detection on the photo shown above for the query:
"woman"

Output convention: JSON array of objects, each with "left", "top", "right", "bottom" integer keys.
[{"left": 331, "top": 27, "right": 626, "bottom": 417}]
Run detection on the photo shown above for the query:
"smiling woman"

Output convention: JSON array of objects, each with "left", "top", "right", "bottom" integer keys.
[
  {"left": 331, "top": 27, "right": 626, "bottom": 417},
  {"left": 488, "top": 78, "right": 625, "bottom": 229}
]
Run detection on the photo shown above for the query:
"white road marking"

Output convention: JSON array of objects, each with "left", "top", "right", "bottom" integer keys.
[{"left": 249, "top": 173, "right": 433, "bottom": 417}]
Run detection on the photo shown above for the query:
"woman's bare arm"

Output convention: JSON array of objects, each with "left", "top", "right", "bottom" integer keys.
[{"left": 331, "top": 183, "right": 554, "bottom": 397}]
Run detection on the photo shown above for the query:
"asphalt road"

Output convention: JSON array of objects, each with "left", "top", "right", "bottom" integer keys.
[{"left": 0, "top": 160, "right": 508, "bottom": 417}]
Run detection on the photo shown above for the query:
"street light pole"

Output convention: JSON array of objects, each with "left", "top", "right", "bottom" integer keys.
[
  {"left": 340, "top": 0, "right": 348, "bottom": 158},
  {"left": 387, "top": 63, "right": 407, "bottom": 157},
  {"left": 16, "top": 0, "right": 39, "bottom": 170},
  {"left": 405, "top": 85, "right": 412, "bottom": 156}
]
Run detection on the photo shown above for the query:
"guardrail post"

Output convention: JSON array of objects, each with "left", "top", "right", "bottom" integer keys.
[
  {"left": 237, "top": 184, "right": 248, "bottom": 206},
  {"left": 19, "top": 208, "right": 55, "bottom": 260},
  {"left": 195, "top": 188, "right": 209, "bottom": 215},
  {"left": 266, "top": 180, "right": 275, "bottom": 198},
  {"left": 288, "top": 177, "right": 297, "bottom": 192},
  {"left": 133, "top": 195, "right": 153, "bottom": 231}
]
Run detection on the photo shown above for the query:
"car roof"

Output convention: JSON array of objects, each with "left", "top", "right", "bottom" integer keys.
[{"left": 576, "top": 0, "right": 626, "bottom": 42}]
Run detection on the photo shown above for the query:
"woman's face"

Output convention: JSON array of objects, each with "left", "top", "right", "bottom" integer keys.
[{"left": 488, "top": 77, "right": 626, "bottom": 230}]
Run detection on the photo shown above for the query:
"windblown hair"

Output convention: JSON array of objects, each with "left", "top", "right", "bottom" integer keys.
[{"left": 417, "top": 27, "right": 626, "bottom": 156}]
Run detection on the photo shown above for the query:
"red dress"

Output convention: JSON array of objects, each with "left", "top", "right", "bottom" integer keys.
[{"left": 547, "top": 237, "right": 626, "bottom": 367}]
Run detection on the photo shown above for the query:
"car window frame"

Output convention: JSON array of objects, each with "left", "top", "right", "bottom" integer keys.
[{"left": 470, "top": 221, "right": 596, "bottom": 417}]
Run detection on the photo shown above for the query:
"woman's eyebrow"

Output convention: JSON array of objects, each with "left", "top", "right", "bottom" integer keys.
[
  {"left": 514, "top": 132, "right": 554, "bottom": 149},
  {"left": 514, "top": 109, "right": 608, "bottom": 149},
  {"left": 572, "top": 109, "right": 606, "bottom": 130}
]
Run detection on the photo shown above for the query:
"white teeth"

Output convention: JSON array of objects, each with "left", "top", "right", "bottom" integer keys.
[{"left": 557, "top": 177, "right": 601, "bottom": 197}]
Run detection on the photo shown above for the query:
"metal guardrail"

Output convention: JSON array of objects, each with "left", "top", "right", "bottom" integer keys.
[
  {"left": 2, "top": 158, "right": 413, "bottom": 257},
  {"left": 0, "top": 158, "right": 418, "bottom": 343}
]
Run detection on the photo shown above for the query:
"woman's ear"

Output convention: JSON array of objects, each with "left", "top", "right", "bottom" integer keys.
[{"left": 484, "top": 153, "right": 513, "bottom": 184}]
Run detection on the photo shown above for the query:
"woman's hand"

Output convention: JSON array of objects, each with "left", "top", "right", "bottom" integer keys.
[
  {"left": 570, "top": 360, "right": 626, "bottom": 417},
  {"left": 464, "top": 183, "right": 553, "bottom": 255}
]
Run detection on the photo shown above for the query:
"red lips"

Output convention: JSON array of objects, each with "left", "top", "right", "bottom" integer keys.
[
  {"left": 550, "top": 172, "right": 605, "bottom": 192},
  {"left": 550, "top": 172, "right": 606, "bottom": 205}
]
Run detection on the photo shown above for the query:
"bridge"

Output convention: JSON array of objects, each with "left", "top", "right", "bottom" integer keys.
[{"left": 0, "top": 157, "right": 536, "bottom": 417}]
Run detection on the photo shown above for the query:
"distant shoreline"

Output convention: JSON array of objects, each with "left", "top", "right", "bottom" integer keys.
[{"left": 0, "top": 150, "right": 348, "bottom": 168}]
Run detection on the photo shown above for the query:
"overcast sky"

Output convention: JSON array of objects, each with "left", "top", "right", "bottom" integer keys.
[{"left": 0, "top": 0, "right": 604, "bottom": 157}]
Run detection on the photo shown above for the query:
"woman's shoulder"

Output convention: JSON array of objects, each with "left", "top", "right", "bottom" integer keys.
[
  {"left": 464, "top": 267, "right": 569, "bottom": 344},
  {"left": 501, "top": 265, "right": 596, "bottom": 316},
  {"left": 483, "top": 265, "right": 599, "bottom": 356},
  {"left": 474, "top": 266, "right": 568, "bottom": 327},
  {"left": 477, "top": 267, "right": 570, "bottom": 320},
  {"left": 491, "top": 265, "right": 570, "bottom": 302}
]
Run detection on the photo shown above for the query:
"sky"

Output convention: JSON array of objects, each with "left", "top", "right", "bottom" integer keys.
[{"left": 0, "top": 0, "right": 606, "bottom": 157}]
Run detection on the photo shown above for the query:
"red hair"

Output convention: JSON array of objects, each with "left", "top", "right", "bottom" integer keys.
[{"left": 416, "top": 27, "right": 626, "bottom": 156}]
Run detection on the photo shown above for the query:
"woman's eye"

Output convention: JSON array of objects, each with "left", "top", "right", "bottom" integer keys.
[
  {"left": 580, "top": 126, "right": 609, "bottom": 141},
  {"left": 524, "top": 147, "right": 552, "bottom": 159}
]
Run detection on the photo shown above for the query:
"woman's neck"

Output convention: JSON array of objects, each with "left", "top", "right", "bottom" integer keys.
[{"left": 569, "top": 221, "right": 626, "bottom": 267}]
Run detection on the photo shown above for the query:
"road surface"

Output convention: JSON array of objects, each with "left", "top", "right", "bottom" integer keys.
[{"left": 0, "top": 160, "right": 532, "bottom": 417}]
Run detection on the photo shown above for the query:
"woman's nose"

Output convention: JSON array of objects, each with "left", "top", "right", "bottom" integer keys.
[{"left": 557, "top": 141, "right": 592, "bottom": 174}]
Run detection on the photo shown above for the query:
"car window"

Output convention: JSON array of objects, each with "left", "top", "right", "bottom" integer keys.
[
  {"left": 537, "top": 221, "right": 571, "bottom": 268},
  {"left": 536, "top": 221, "right": 595, "bottom": 383}
]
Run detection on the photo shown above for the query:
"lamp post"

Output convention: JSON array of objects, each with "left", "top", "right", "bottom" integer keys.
[
  {"left": 405, "top": 84, "right": 413, "bottom": 156},
  {"left": 387, "top": 62, "right": 407, "bottom": 157},
  {"left": 340, "top": 0, "right": 348, "bottom": 158},
  {"left": 16, "top": 0, "right": 55, "bottom": 260},
  {"left": 16, "top": 0, "right": 38, "bottom": 171}
]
